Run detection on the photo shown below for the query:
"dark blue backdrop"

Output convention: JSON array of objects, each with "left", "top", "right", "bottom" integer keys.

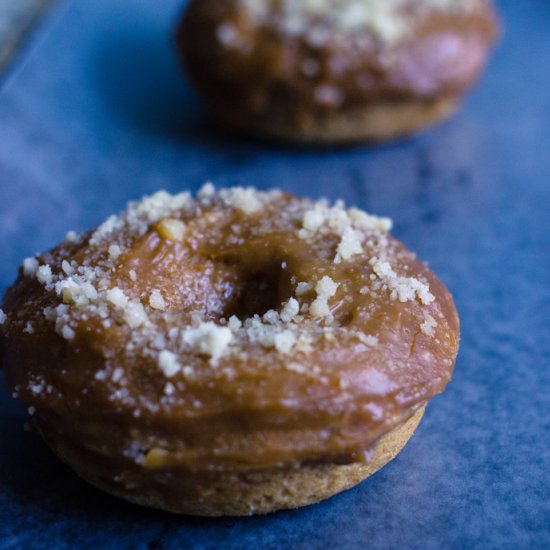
[{"left": 0, "top": 1, "right": 548, "bottom": 548}]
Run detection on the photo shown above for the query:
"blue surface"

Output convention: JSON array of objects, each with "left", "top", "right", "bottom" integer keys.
[{"left": 0, "top": 0, "right": 549, "bottom": 548}]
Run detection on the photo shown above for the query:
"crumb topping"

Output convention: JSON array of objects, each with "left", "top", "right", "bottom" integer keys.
[
  {"left": 310, "top": 276, "right": 339, "bottom": 320},
  {"left": 219, "top": 186, "right": 263, "bottom": 214},
  {"left": 335, "top": 226, "right": 364, "bottom": 263},
  {"left": 155, "top": 218, "right": 186, "bottom": 242},
  {"left": 65, "top": 230, "right": 79, "bottom": 243},
  {"left": 23, "top": 257, "right": 39, "bottom": 276},
  {"left": 158, "top": 350, "right": 181, "bottom": 378},
  {"left": 238, "top": 0, "right": 477, "bottom": 46},
  {"left": 370, "top": 258, "right": 434, "bottom": 304},
  {"left": 421, "top": 312, "right": 437, "bottom": 336},
  {"left": 280, "top": 297, "right": 300, "bottom": 322},
  {"left": 181, "top": 322, "right": 233, "bottom": 363},
  {"left": 36, "top": 265, "right": 52, "bottom": 285},
  {"left": 8, "top": 183, "right": 446, "bottom": 411},
  {"left": 149, "top": 290, "right": 166, "bottom": 311}
]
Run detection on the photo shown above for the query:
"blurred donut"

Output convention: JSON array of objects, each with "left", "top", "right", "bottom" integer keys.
[{"left": 176, "top": 0, "right": 498, "bottom": 144}]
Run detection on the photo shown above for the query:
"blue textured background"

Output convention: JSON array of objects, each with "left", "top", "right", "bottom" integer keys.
[{"left": 0, "top": 1, "right": 549, "bottom": 548}]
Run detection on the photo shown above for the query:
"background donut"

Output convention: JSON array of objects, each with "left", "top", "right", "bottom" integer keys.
[{"left": 176, "top": 0, "right": 499, "bottom": 144}]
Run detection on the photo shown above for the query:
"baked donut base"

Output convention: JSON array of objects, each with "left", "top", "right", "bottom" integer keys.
[
  {"left": 38, "top": 405, "right": 425, "bottom": 517},
  {"left": 209, "top": 97, "right": 457, "bottom": 145}
]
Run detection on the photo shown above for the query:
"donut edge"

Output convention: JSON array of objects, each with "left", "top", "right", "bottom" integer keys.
[
  {"left": 37, "top": 405, "right": 426, "bottom": 517},
  {"left": 204, "top": 96, "right": 459, "bottom": 145}
]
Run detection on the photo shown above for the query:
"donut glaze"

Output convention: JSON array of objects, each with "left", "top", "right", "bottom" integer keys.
[
  {"left": 176, "top": 0, "right": 498, "bottom": 143},
  {"left": 1, "top": 186, "right": 459, "bottom": 512}
]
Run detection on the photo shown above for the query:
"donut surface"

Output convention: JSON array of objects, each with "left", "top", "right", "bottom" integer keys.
[
  {"left": 1, "top": 185, "right": 459, "bottom": 515},
  {"left": 176, "top": 0, "right": 498, "bottom": 143}
]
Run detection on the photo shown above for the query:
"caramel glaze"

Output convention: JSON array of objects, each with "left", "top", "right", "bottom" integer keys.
[
  {"left": 176, "top": 0, "right": 498, "bottom": 133},
  {"left": 1, "top": 192, "right": 459, "bottom": 476}
]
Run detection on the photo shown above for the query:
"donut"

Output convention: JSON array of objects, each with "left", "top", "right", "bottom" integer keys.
[
  {"left": 175, "top": 0, "right": 498, "bottom": 144},
  {"left": 0, "top": 185, "right": 459, "bottom": 516}
]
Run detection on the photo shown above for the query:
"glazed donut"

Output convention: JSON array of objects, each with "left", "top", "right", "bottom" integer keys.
[
  {"left": 176, "top": 0, "right": 498, "bottom": 144},
  {"left": 1, "top": 185, "right": 459, "bottom": 516}
]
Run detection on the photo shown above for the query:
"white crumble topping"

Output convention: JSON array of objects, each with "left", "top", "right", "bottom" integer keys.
[
  {"left": 220, "top": 187, "right": 262, "bottom": 214},
  {"left": 89, "top": 190, "right": 191, "bottom": 247},
  {"left": 298, "top": 200, "right": 391, "bottom": 268},
  {"left": 263, "top": 309, "right": 279, "bottom": 325},
  {"left": 182, "top": 365, "right": 195, "bottom": 378},
  {"left": 95, "top": 370, "right": 107, "bottom": 381},
  {"left": 158, "top": 350, "right": 181, "bottom": 378},
  {"left": 335, "top": 226, "right": 363, "bottom": 263},
  {"left": 316, "top": 276, "right": 339, "bottom": 298},
  {"left": 156, "top": 218, "right": 186, "bottom": 242},
  {"left": 61, "top": 325, "right": 75, "bottom": 340},
  {"left": 216, "top": 22, "right": 242, "bottom": 47},
  {"left": 13, "top": 184, "right": 444, "bottom": 403},
  {"left": 357, "top": 333, "right": 378, "bottom": 347},
  {"left": 280, "top": 298, "right": 299, "bottom": 322},
  {"left": 123, "top": 301, "right": 149, "bottom": 329},
  {"left": 112, "top": 367, "right": 124, "bottom": 383},
  {"left": 421, "top": 312, "right": 437, "bottom": 336},
  {"left": 348, "top": 208, "right": 393, "bottom": 232},
  {"left": 89, "top": 215, "right": 122, "bottom": 246},
  {"left": 57, "top": 279, "right": 98, "bottom": 306},
  {"left": 239, "top": 0, "right": 475, "bottom": 45},
  {"left": 310, "top": 299, "right": 331, "bottom": 318},
  {"left": 106, "top": 287, "right": 129, "bottom": 309},
  {"left": 198, "top": 181, "right": 215, "bottom": 199},
  {"left": 109, "top": 244, "right": 122, "bottom": 260},
  {"left": 370, "top": 258, "right": 434, "bottom": 304},
  {"left": 28, "top": 380, "right": 45, "bottom": 395},
  {"left": 294, "top": 334, "right": 313, "bottom": 355},
  {"left": 122, "top": 441, "right": 146, "bottom": 462},
  {"left": 130, "top": 190, "right": 191, "bottom": 225},
  {"left": 302, "top": 207, "right": 325, "bottom": 232},
  {"left": 65, "top": 230, "right": 79, "bottom": 243},
  {"left": 22, "top": 257, "right": 39, "bottom": 276},
  {"left": 287, "top": 362, "right": 306, "bottom": 373},
  {"left": 182, "top": 322, "right": 233, "bottom": 363},
  {"left": 310, "top": 276, "right": 339, "bottom": 319},
  {"left": 274, "top": 330, "right": 297, "bottom": 354},
  {"left": 36, "top": 265, "right": 52, "bottom": 285},
  {"left": 149, "top": 289, "right": 166, "bottom": 311},
  {"left": 228, "top": 315, "right": 243, "bottom": 331},
  {"left": 61, "top": 260, "right": 74, "bottom": 275}
]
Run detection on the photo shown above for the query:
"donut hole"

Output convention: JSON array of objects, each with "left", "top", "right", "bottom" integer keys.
[
  {"left": 224, "top": 262, "right": 293, "bottom": 320},
  {"left": 230, "top": 270, "right": 281, "bottom": 319}
]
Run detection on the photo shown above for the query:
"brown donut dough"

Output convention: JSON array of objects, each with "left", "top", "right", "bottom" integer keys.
[
  {"left": 176, "top": 0, "right": 499, "bottom": 144},
  {"left": 1, "top": 186, "right": 459, "bottom": 515},
  {"left": 36, "top": 405, "right": 425, "bottom": 516}
]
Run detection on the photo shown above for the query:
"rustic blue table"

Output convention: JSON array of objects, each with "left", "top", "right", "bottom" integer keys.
[{"left": 0, "top": 1, "right": 548, "bottom": 548}]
